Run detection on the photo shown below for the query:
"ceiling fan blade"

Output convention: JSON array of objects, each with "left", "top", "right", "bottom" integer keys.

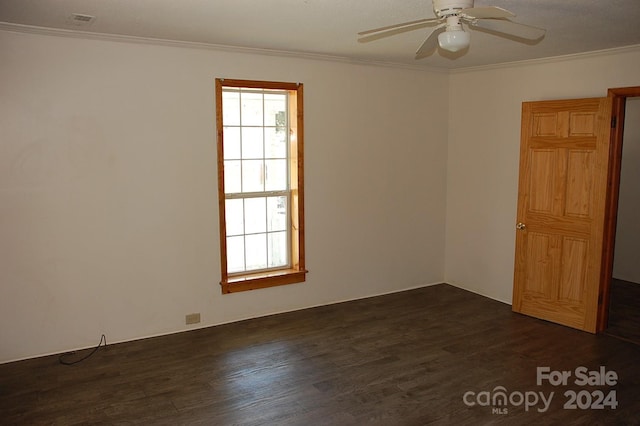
[
  {"left": 461, "top": 6, "right": 515, "bottom": 19},
  {"left": 358, "top": 20, "right": 442, "bottom": 43},
  {"left": 469, "top": 19, "right": 546, "bottom": 40},
  {"left": 358, "top": 17, "right": 442, "bottom": 36},
  {"left": 415, "top": 24, "right": 446, "bottom": 59}
]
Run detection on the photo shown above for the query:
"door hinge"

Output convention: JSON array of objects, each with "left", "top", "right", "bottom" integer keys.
[{"left": 611, "top": 116, "right": 617, "bottom": 128}]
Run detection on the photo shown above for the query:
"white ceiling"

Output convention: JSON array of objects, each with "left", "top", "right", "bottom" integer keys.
[{"left": 1, "top": 0, "right": 640, "bottom": 70}]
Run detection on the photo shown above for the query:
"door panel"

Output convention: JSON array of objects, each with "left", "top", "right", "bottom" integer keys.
[
  {"left": 566, "top": 151, "right": 594, "bottom": 217},
  {"left": 513, "top": 97, "right": 612, "bottom": 333},
  {"left": 558, "top": 236, "right": 588, "bottom": 303},
  {"left": 529, "top": 150, "right": 555, "bottom": 213},
  {"left": 524, "top": 233, "right": 553, "bottom": 297}
]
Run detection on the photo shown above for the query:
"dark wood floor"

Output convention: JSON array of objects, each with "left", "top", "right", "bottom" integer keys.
[
  {"left": 606, "top": 278, "right": 640, "bottom": 345},
  {"left": 1, "top": 284, "right": 639, "bottom": 425}
]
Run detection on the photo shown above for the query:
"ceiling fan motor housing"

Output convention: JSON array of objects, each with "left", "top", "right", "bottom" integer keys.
[{"left": 433, "top": 0, "right": 474, "bottom": 17}]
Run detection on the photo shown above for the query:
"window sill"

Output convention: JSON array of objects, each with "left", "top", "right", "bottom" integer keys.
[{"left": 221, "top": 269, "right": 308, "bottom": 294}]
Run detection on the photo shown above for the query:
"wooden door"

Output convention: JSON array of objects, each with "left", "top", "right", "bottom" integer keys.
[{"left": 512, "top": 97, "right": 612, "bottom": 333}]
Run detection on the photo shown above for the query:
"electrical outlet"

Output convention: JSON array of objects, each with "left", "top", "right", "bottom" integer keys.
[{"left": 185, "top": 313, "right": 201, "bottom": 325}]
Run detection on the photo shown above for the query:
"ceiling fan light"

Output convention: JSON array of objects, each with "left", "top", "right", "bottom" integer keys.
[{"left": 438, "top": 30, "right": 470, "bottom": 52}]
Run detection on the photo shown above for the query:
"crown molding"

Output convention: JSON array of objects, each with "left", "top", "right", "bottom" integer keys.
[
  {"left": 0, "top": 22, "right": 447, "bottom": 74},
  {"left": 3, "top": 21, "right": 638, "bottom": 75},
  {"left": 451, "top": 44, "right": 640, "bottom": 73}
]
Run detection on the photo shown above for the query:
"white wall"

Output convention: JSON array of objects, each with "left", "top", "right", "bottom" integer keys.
[
  {"left": 445, "top": 47, "right": 640, "bottom": 303},
  {"left": 0, "top": 29, "right": 449, "bottom": 363},
  {"left": 613, "top": 98, "right": 640, "bottom": 283}
]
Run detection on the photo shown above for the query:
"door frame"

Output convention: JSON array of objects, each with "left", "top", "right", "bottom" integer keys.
[{"left": 597, "top": 86, "right": 640, "bottom": 332}]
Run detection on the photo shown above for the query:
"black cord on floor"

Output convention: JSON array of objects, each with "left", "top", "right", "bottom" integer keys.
[{"left": 59, "top": 334, "right": 107, "bottom": 365}]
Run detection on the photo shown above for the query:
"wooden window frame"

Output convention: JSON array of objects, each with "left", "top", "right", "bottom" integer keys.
[{"left": 215, "top": 78, "right": 307, "bottom": 294}]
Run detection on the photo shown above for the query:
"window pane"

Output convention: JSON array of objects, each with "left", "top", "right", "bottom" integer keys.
[
  {"left": 224, "top": 160, "right": 241, "bottom": 194},
  {"left": 241, "top": 160, "right": 264, "bottom": 192},
  {"left": 265, "top": 127, "right": 287, "bottom": 159},
  {"left": 241, "top": 127, "right": 263, "bottom": 159},
  {"left": 244, "top": 197, "right": 266, "bottom": 234},
  {"left": 267, "top": 196, "right": 287, "bottom": 232},
  {"left": 268, "top": 231, "right": 288, "bottom": 268},
  {"left": 217, "top": 81, "right": 303, "bottom": 286},
  {"left": 224, "top": 127, "right": 241, "bottom": 160},
  {"left": 264, "top": 93, "right": 286, "bottom": 127},
  {"left": 245, "top": 233, "right": 267, "bottom": 270},
  {"left": 241, "top": 92, "right": 263, "bottom": 126},
  {"left": 222, "top": 91, "right": 240, "bottom": 126},
  {"left": 225, "top": 199, "right": 244, "bottom": 236},
  {"left": 265, "top": 159, "right": 287, "bottom": 191},
  {"left": 227, "top": 236, "right": 245, "bottom": 273}
]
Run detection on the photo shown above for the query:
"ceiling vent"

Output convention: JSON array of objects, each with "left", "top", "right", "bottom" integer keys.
[{"left": 69, "top": 13, "right": 96, "bottom": 26}]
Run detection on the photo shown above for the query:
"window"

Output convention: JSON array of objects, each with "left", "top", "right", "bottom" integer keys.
[{"left": 215, "top": 79, "right": 306, "bottom": 294}]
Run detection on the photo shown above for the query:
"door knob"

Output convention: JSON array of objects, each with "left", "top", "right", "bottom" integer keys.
[{"left": 516, "top": 222, "right": 527, "bottom": 231}]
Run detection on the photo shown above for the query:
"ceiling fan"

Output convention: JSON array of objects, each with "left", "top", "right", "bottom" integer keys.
[{"left": 358, "top": 0, "right": 546, "bottom": 59}]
